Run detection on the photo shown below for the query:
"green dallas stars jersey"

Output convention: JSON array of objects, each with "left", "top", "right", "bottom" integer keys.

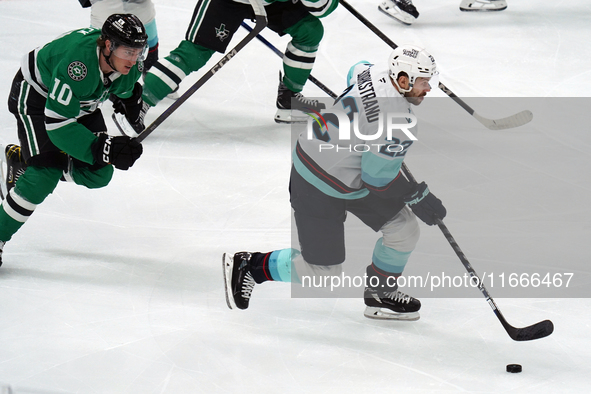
[
  {"left": 233, "top": 0, "right": 339, "bottom": 18},
  {"left": 19, "top": 27, "right": 142, "bottom": 164}
]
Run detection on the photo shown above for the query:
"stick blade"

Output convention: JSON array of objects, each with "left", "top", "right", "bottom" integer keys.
[
  {"left": 510, "top": 319, "right": 554, "bottom": 341},
  {"left": 474, "top": 110, "right": 533, "bottom": 130}
]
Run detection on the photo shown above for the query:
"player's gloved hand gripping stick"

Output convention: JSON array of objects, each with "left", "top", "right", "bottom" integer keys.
[
  {"left": 111, "top": 82, "right": 149, "bottom": 136},
  {"left": 400, "top": 162, "right": 554, "bottom": 341},
  {"left": 402, "top": 181, "right": 446, "bottom": 226},
  {"left": 91, "top": 133, "right": 143, "bottom": 170}
]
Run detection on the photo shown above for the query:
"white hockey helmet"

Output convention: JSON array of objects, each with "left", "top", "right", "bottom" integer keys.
[{"left": 388, "top": 45, "right": 438, "bottom": 93}]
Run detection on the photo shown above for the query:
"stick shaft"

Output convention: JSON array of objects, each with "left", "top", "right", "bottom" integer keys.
[{"left": 136, "top": 5, "right": 268, "bottom": 142}]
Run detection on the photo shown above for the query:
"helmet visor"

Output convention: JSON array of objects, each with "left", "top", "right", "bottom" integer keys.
[
  {"left": 111, "top": 43, "right": 148, "bottom": 62},
  {"left": 413, "top": 73, "right": 439, "bottom": 91}
]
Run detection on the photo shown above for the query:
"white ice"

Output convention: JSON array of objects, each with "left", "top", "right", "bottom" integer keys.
[{"left": 0, "top": 0, "right": 590, "bottom": 393}]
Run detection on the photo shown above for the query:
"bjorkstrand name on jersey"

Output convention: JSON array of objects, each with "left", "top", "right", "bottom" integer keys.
[{"left": 357, "top": 68, "right": 380, "bottom": 124}]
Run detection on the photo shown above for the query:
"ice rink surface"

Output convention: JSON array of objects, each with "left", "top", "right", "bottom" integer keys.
[{"left": 0, "top": 0, "right": 590, "bottom": 392}]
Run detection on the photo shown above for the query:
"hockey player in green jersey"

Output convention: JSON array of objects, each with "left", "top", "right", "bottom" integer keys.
[
  {"left": 0, "top": 14, "right": 148, "bottom": 266},
  {"left": 138, "top": 0, "right": 338, "bottom": 124}
]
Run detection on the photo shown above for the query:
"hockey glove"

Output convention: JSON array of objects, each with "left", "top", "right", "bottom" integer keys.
[
  {"left": 143, "top": 44, "right": 159, "bottom": 71},
  {"left": 403, "top": 181, "right": 446, "bottom": 226},
  {"left": 111, "top": 82, "right": 149, "bottom": 135},
  {"left": 91, "top": 133, "right": 143, "bottom": 171}
]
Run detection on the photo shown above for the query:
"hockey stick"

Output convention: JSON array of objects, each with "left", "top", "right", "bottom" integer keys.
[
  {"left": 240, "top": 22, "right": 338, "bottom": 100},
  {"left": 338, "top": 0, "right": 533, "bottom": 130},
  {"left": 401, "top": 162, "right": 554, "bottom": 341},
  {"left": 134, "top": 0, "right": 267, "bottom": 143}
]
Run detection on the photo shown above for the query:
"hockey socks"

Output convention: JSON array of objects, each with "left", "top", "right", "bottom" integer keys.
[
  {"left": 372, "top": 238, "right": 412, "bottom": 275},
  {"left": 366, "top": 263, "right": 402, "bottom": 289},
  {"left": 249, "top": 248, "right": 296, "bottom": 283},
  {"left": 282, "top": 15, "right": 323, "bottom": 93}
]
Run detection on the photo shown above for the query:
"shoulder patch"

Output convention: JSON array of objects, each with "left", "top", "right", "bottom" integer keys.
[{"left": 68, "top": 61, "right": 87, "bottom": 81}]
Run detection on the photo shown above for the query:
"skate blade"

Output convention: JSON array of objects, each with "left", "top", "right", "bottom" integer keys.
[
  {"left": 222, "top": 253, "right": 237, "bottom": 310},
  {"left": 459, "top": 0, "right": 507, "bottom": 11},
  {"left": 364, "top": 306, "right": 420, "bottom": 321},
  {"left": 378, "top": 4, "right": 416, "bottom": 25},
  {"left": 274, "top": 109, "right": 308, "bottom": 124}
]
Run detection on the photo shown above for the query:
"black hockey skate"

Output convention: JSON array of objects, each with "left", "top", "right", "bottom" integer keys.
[
  {"left": 275, "top": 72, "right": 326, "bottom": 124},
  {"left": 364, "top": 264, "right": 421, "bottom": 321},
  {"left": 378, "top": 0, "right": 419, "bottom": 25},
  {"left": 5, "top": 144, "right": 26, "bottom": 195},
  {"left": 223, "top": 252, "right": 256, "bottom": 310},
  {"left": 364, "top": 288, "right": 421, "bottom": 320}
]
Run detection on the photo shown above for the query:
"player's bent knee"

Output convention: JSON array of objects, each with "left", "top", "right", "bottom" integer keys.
[
  {"left": 71, "top": 165, "right": 114, "bottom": 189},
  {"left": 287, "top": 15, "right": 324, "bottom": 47},
  {"left": 381, "top": 208, "right": 421, "bottom": 253}
]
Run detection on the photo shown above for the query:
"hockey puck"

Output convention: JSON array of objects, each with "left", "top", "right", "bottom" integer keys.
[{"left": 506, "top": 364, "right": 522, "bottom": 373}]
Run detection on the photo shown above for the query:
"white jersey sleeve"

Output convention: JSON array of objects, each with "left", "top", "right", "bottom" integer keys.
[{"left": 294, "top": 63, "right": 417, "bottom": 200}]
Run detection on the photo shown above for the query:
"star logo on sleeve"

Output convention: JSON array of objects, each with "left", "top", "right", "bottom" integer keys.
[{"left": 215, "top": 23, "right": 230, "bottom": 42}]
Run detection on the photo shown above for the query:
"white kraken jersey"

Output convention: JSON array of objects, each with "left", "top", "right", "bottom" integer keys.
[{"left": 293, "top": 62, "right": 418, "bottom": 200}]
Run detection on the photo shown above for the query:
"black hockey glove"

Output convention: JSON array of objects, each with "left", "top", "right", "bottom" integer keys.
[
  {"left": 111, "top": 82, "right": 148, "bottom": 134},
  {"left": 143, "top": 44, "right": 159, "bottom": 71},
  {"left": 403, "top": 182, "right": 446, "bottom": 226},
  {"left": 91, "top": 133, "right": 143, "bottom": 171}
]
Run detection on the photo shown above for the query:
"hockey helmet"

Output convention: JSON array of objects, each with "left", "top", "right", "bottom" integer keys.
[
  {"left": 388, "top": 45, "right": 437, "bottom": 92},
  {"left": 101, "top": 14, "right": 148, "bottom": 60}
]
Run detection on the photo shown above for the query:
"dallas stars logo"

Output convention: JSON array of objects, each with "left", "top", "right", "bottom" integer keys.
[
  {"left": 215, "top": 23, "right": 229, "bottom": 42},
  {"left": 68, "top": 61, "right": 87, "bottom": 81}
]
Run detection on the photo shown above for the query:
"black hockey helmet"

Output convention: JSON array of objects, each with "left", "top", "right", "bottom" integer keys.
[{"left": 101, "top": 14, "right": 148, "bottom": 49}]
